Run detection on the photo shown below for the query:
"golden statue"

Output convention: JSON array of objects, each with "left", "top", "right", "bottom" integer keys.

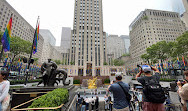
[{"left": 88, "top": 77, "right": 97, "bottom": 89}]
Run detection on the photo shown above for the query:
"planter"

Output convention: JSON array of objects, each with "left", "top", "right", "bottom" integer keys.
[
  {"left": 11, "top": 88, "right": 69, "bottom": 111},
  {"left": 74, "top": 84, "right": 80, "bottom": 86},
  {"left": 11, "top": 96, "right": 65, "bottom": 111},
  {"left": 104, "top": 83, "right": 110, "bottom": 85}
]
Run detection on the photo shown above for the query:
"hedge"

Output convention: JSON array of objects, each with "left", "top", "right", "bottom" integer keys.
[
  {"left": 104, "top": 78, "right": 110, "bottom": 84},
  {"left": 73, "top": 79, "right": 80, "bottom": 84},
  {"left": 10, "top": 79, "right": 41, "bottom": 85},
  {"left": 28, "top": 88, "right": 69, "bottom": 111}
]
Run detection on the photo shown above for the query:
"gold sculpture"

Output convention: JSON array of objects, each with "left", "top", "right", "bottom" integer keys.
[{"left": 88, "top": 77, "right": 97, "bottom": 89}]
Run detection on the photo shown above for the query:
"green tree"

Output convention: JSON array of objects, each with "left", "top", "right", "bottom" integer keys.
[
  {"left": 175, "top": 31, "right": 188, "bottom": 56},
  {"left": 54, "top": 60, "right": 61, "bottom": 65},
  {"left": 122, "top": 53, "right": 130, "bottom": 57},
  {"left": 103, "top": 61, "right": 108, "bottom": 65},
  {"left": 113, "top": 59, "right": 124, "bottom": 66},
  {"left": 141, "top": 53, "right": 150, "bottom": 64},
  {"left": 10, "top": 36, "right": 32, "bottom": 63},
  {"left": 146, "top": 41, "right": 169, "bottom": 63}
]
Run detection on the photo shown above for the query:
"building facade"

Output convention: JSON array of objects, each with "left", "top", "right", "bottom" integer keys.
[
  {"left": 171, "top": 0, "right": 185, "bottom": 15},
  {"left": 129, "top": 9, "right": 186, "bottom": 69},
  {"left": 69, "top": 0, "right": 107, "bottom": 76},
  {"left": 182, "top": 0, "right": 188, "bottom": 28},
  {"left": 39, "top": 29, "right": 56, "bottom": 46},
  {"left": 120, "top": 35, "right": 130, "bottom": 53},
  {"left": 40, "top": 42, "right": 62, "bottom": 63},
  {"left": 0, "top": 0, "right": 44, "bottom": 62},
  {"left": 61, "top": 27, "right": 71, "bottom": 50},
  {"left": 107, "top": 35, "right": 125, "bottom": 59},
  {"left": 39, "top": 29, "right": 62, "bottom": 63}
]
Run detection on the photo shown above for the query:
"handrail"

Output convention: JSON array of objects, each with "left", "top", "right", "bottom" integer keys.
[{"left": 11, "top": 95, "right": 65, "bottom": 111}]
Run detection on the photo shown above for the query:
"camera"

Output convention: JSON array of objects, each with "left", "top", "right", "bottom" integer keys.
[{"left": 175, "top": 79, "right": 185, "bottom": 86}]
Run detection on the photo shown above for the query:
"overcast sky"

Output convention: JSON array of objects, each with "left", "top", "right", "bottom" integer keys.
[{"left": 6, "top": 0, "right": 172, "bottom": 46}]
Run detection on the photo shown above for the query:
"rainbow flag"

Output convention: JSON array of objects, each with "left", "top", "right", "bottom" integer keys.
[
  {"left": 182, "top": 55, "right": 186, "bottom": 67},
  {"left": 177, "top": 57, "right": 181, "bottom": 68},
  {"left": 2, "top": 16, "right": 12, "bottom": 52},
  {"left": 33, "top": 22, "right": 39, "bottom": 54}
]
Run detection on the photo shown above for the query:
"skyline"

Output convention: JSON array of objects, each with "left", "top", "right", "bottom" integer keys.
[{"left": 6, "top": 0, "right": 173, "bottom": 46}]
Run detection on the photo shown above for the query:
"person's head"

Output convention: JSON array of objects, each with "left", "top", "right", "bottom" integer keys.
[
  {"left": 115, "top": 72, "right": 122, "bottom": 81},
  {"left": 184, "top": 70, "right": 188, "bottom": 82},
  {"left": 48, "top": 59, "right": 51, "bottom": 63},
  {"left": 0, "top": 71, "right": 9, "bottom": 80},
  {"left": 141, "top": 65, "right": 152, "bottom": 74}
]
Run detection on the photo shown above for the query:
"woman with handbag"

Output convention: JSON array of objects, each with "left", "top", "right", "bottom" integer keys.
[{"left": 0, "top": 71, "right": 10, "bottom": 111}]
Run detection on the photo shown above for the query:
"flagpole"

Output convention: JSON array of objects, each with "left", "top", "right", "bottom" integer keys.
[{"left": 24, "top": 16, "right": 39, "bottom": 86}]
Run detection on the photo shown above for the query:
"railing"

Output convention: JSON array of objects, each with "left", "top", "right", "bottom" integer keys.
[{"left": 67, "top": 95, "right": 77, "bottom": 111}]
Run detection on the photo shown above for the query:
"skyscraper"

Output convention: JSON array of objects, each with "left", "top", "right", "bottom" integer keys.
[
  {"left": 120, "top": 35, "right": 130, "bottom": 53},
  {"left": 40, "top": 29, "right": 56, "bottom": 46},
  {"left": 182, "top": 0, "right": 188, "bottom": 28},
  {"left": 171, "top": 0, "right": 185, "bottom": 15},
  {"left": 69, "top": 0, "right": 107, "bottom": 76},
  {"left": 61, "top": 27, "right": 71, "bottom": 50},
  {"left": 129, "top": 9, "right": 186, "bottom": 68}
]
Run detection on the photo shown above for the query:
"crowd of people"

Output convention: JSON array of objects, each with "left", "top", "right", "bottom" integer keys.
[
  {"left": 76, "top": 93, "right": 99, "bottom": 111},
  {"left": 105, "top": 65, "right": 188, "bottom": 111}
]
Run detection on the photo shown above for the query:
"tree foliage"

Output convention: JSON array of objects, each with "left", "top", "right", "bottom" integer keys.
[
  {"left": 141, "top": 31, "right": 188, "bottom": 63},
  {"left": 10, "top": 36, "right": 32, "bottom": 62},
  {"left": 113, "top": 59, "right": 125, "bottom": 66},
  {"left": 54, "top": 59, "right": 61, "bottom": 65}
]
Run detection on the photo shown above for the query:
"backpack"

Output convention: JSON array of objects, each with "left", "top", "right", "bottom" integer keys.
[{"left": 143, "top": 76, "right": 166, "bottom": 103}]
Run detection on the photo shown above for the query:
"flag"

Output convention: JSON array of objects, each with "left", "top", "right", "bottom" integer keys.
[
  {"left": 3, "top": 54, "right": 8, "bottom": 67},
  {"left": 2, "top": 16, "right": 12, "bottom": 52},
  {"left": 177, "top": 57, "right": 181, "bottom": 68},
  {"left": 33, "top": 21, "right": 39, "bottom": 54},
  {"left": 182, "top": 55, "right": 186, "bottom": 67},
  {"left": 17, "top": 58, "right": 20, "bottom": 69}
]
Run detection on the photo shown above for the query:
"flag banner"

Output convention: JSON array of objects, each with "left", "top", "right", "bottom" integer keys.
[
  {"left": 33, "top": 22, "right": 39, "bottom": 54},
  {"left": 182, "top": 55, "right": 186, "bottom": 67},
  {"left": 2, "top": 16, "right": 12, "bottom": 52},
  {"left": 177, "top": 57, "right": 181, "bottom": 68},
  {"left": 3, "top": 54, "right": 8, "bottom": 67}
]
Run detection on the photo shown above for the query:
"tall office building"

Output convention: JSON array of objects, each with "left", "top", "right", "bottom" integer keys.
[
  {"left": 182, "top": 0, "right": 188, "bottom": 28},
  {"left": 39, "top": 29, "right": 56, "bottom": 46},
  {"left": 0, "top": 0, "right": 44, "bottom": 62},
  {"left": 107, "top": 35, "right": 125, "bottom": 59},
  {"left": 120, "top": 35, "right": 130, "bottom": 53},
  {"left": 61, "top": 27, "right": 71, "bottom": 50},
  {"left": 129, "top": 9, "right": 186, "bottom": 68},
  {"left": 171, "top": 0, "right": 185, "bottom": 15},
  {"left": 69, "top": 0, "right": 107, "bottom": 76},
  {"left": 39, "top": 29, "right": 62, "bottom": 63}
]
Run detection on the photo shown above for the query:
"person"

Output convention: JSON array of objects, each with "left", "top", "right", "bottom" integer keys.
[
  {"left": 104, "top": 95, "right": 109, "bottom": 110},
  {"left": 107, "top": 72, "right": 130, "bottom": 111},
  {"left": 95, "top": 96, "right": 99, "bottom": 111},
  {"left": 76, "top": 93, "right": 82, "bottom": 111},
  {"left": 0, "top": 71, "right": 10, "bottom": 111},
  {"left": 81, "top": 98, "right": 86, "bottom": 111},
  {"left": 177, "top": 70, "right": 188, "bottom": 111},
  {"left": 85, "top": 97, "right": 89, "bottom": 111},
  {"left": 108, "top": 95, "right": 113, "bottom": 111},
  {"left": 91, "top": 96, "right": 95, "bottom": 110},
  {"left": 136, "top": 65, "right": 165, "bottom": 111}
]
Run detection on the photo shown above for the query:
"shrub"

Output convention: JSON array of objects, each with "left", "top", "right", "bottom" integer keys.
[
  {"left": 104, "top": 78, "right": 110, "bottom": 84},
  {"left": 73, "top": 79, "right": 80, "bottom": 84},
  {"left": 28, "top": 88, "right": 69, "bottom": 111},
  {"left": 160, "top": 78, "right": 175, "bottom": 82}
]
